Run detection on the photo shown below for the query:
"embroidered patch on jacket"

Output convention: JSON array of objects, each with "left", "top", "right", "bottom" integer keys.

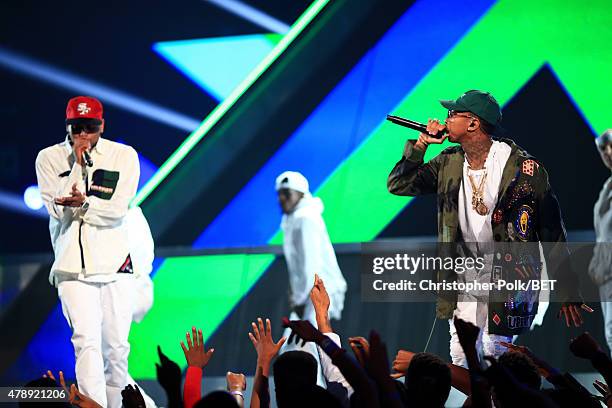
[
  {"left": 514, "top": 204, "right": 534, "bottom": 241},
  {"left": 117, "top": 254, "right": 133, "bottom": 274},
  {"left": 492, "top": 313, "right": 501, "bottom": 326},
  {"left": 507, "top": 314, "right": 535, "bottom": 330},
  {"left": 521, "top": 159, "right": 539, "bottom": 176},
  {"left": 88, "top": 169, "right": 120, "bottom": 200}
]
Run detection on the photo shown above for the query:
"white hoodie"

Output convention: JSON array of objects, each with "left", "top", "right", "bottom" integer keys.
[{"left": 281, "top": 195, "right": 347, "bottom": 319}]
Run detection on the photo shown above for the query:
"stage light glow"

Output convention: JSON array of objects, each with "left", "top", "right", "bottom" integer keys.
[
  {"left": 205, "top": 0, "right": 291, "bottom": 34},
  {"left": 23, "top": 185, "right": 43, "bottom": 210},
  {"left": 0, "top": 46, "right": 201, "bottom": 132}
]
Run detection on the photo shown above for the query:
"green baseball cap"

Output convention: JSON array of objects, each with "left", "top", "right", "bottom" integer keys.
[{"left": 440, "top": 90, "right": 502, "bottom": 125}]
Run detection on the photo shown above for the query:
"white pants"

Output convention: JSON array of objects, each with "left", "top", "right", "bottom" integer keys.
[
  {"left": 280, "top": 300, "right": 327, "bottom": 388},
  {"left": 58, "top": 278, "right": 134, "bottom": 408},
  {"left": 449, "top": 301, "right": 511, "bottom": 367}
]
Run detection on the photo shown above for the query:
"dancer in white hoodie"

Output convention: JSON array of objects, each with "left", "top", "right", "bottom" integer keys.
[{"left": 275, "top": 171, "right": 347, "bottom": 386}]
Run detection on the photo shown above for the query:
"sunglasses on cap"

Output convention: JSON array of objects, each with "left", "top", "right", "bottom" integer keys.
[
  {"left": 69, "top": 123, "right": 101, "bottom": 134},
  {"left": 447, "top": 110, "right": 475, "bottom": 119}
]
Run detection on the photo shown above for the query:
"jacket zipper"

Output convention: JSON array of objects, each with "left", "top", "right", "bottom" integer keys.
[{"left": 79, "top": 174, "right": 88, "bottom": 270}]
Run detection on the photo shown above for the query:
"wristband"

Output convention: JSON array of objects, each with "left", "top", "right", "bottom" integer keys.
[
  {"left": 320, "top": 336, "right": 345, "bottom": 359},
  {"left": 230, "top": 390, "right": 244, "bottom": 398}
]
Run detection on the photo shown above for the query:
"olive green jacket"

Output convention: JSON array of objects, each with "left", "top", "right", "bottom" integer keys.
[{"left": 388, "top": 138, "right": 578, "bottom": 334}]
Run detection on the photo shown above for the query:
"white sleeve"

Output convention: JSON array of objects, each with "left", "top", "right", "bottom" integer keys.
[
  {"left": 290, "top": 217, "right": 324, "bottom": 306},
  {"left": 317, "top": 332, "right": 354, "bottom": 396},
  {"left": 35, "top": 149, "right": 84, "bottom": 220},
  {"left": 82, "top": 147, "right": 139, "bottom": 227}
]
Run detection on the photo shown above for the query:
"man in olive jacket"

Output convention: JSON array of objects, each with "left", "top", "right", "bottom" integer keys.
[{"left": 387, "top": 90, "right": 587, "bottom": 365}]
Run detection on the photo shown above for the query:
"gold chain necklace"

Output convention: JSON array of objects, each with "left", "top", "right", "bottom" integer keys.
[{"left": 467, "top": 167, "right": 489, "bottom": 216}]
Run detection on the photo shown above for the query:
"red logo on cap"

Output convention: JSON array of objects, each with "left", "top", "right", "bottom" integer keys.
[{"left": 66, "top": 96, "right": 103, "bottom": 120}]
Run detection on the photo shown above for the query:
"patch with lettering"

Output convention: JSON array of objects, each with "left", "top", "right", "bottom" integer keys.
[
  {"left": 507, "top": 314, "right": 535, "bottom": 330},
  {"left": 88, "top": 169, "right": 119, "bottom": 200}
]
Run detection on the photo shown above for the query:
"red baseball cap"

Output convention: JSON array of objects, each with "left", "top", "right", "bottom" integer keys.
[{"left": 66, "top": 96, "right": 103, "bottom": 123}]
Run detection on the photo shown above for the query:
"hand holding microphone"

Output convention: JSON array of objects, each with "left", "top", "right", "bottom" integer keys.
[
  {"left": 416, "top": 119, "right": 448, "bottom": 151},
  {"left": 73, "top": 137, "right": 92, "bottom": 167},
  {"left": 386, "top": 115, "right": 448, "bottom": 151}
]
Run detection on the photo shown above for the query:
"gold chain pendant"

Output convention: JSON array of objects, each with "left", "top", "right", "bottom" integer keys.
[{"left": 475, "top": 199, "right": 489, "bottom": 216}]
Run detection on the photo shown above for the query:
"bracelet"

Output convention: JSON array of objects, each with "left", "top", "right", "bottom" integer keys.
[
  {"left": 230, "top": 390, "right": 244, "bottom": 398},
  {"left": 320, "top": 337, "right": 339, "bottom": 355}
]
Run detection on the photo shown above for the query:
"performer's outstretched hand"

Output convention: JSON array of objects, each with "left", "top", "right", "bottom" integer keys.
[
  {"left": 55, "top": 183, "right": 86, "bottom": 207},
  {"left": 180, "top": 326, "right": 215, "bottom": 368},
  {"left": 558, "top": 303, "right": 592, "bottom": 327}
]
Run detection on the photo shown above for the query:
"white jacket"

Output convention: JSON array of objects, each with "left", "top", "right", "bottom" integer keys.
[
  {"left": 126, "top": 206, "right": 155, "bottom": 323},
  {"left": 35, "top": 137, "right": 139, "bottom": 284},
  {"left": 281, "top": 195, "right": 347, "bottom": 319}
]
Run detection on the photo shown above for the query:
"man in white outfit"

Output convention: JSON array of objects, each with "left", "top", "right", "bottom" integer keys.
[
  {"left": 275, "top": 171, "right": 347, "bottom": 385},
  {"left": 35, "top": 96, "right": 140, "bottom": 407},
  {"left": 589, "top": 130, "right": 612, "bottom": 355}
]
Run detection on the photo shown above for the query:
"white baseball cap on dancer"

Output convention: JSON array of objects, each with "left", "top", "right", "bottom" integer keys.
[{"left": 275, "top": 171, "right": 310, "bottom": 195}]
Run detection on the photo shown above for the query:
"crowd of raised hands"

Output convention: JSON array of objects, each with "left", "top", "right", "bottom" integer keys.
[{"left": 26, "top": 274, "right": 612, "bottom": 407}]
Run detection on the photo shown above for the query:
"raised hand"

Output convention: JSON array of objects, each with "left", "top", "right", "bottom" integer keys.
[
  {"left": 310, "top": 274, "right": 330, "bottom": 314},
  {"left": 121, "top": 384, "right": 146, "bottom": 408},
  {"left": 226, "top": 371, "right": 246, "bottom": 392},
  {"left": 391, "top": 349, "right": 415, "bottom": 379},
  {"left": 570, "top": 332, "right": 605, "bottom": 360},
  {"left": 43, "top": 370, "right": 68, "bottom": 393},
  {"left": 497, "top": 341, "right": 557, "bottom": 378},
  {"left": 454, "top": 317, "right": 479, "bottom": 353},
  {"left": 155, "top": 345, "right": 181, "bottom": 391},
  {"left": 366, "top": 330, "right": 391, "bottom": 381},
  {"left": 69, "top": 384, "right": 103, "bottom": 408},
  {"left": 348, "top": 336, "right": 370, "bottom": 368},
  {"left": 282, "top": 317, "right": 325, "bottom": 346},
  {"left": 249, "top": 318, "right": 286, "bottom": 367},
  {"left": 180, "top": 326, "right": 215, "bottom": 368}
]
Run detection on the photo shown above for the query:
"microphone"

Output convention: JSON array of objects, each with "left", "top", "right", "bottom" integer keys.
[
  {"left": 386, "top": 115, "right": 447, "bottom": 138},
  {"left": 83, "top": 151, "right": 93, "bottom": 167}
]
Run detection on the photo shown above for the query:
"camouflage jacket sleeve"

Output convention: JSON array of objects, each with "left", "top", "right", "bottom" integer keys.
[
  {"left": 387, "top": 140, "right": 442, "bottom": 196},
  {"left": 535, "top": 165, "right": 581, "bottom": 303}
]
